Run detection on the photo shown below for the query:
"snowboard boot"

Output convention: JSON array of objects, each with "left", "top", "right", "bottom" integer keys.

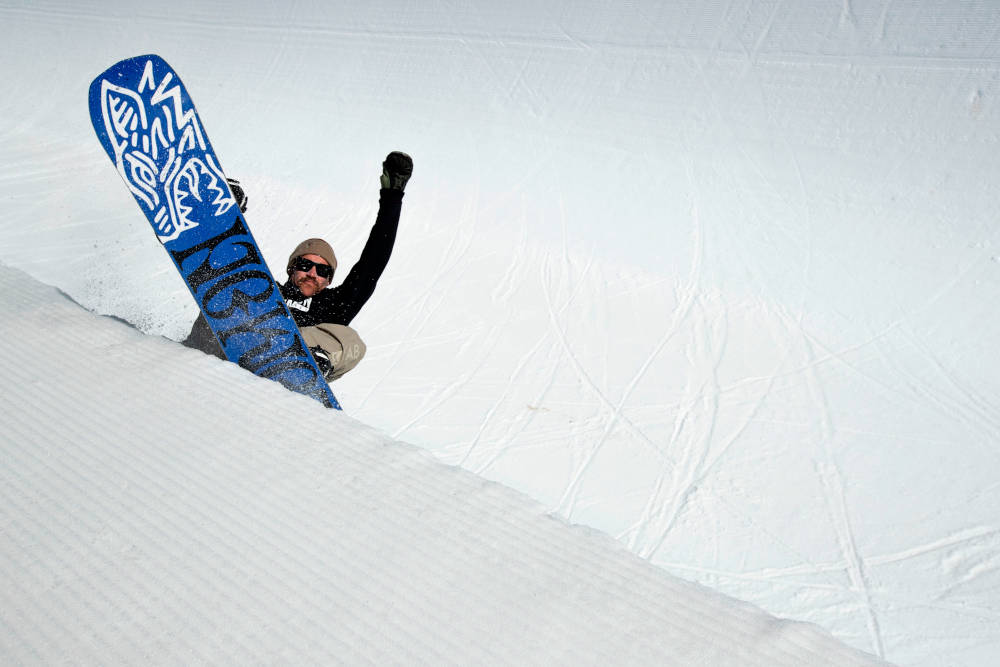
[
  {"left": 309, "top": 346, "right": 334, "bottom": 379},
  {"left": 226, "top": 178, "right": 248, "bottom": 213}
]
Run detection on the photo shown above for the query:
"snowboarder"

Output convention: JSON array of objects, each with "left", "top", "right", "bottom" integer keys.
[{"left": 183, "top": 151, "right": 413, "bottom": 381}]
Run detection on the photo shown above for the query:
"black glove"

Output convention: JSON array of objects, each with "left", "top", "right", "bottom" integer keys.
[
  {"left": 380, "top": 152, "right": 413, "bottom": 191},
  {"left": 227, "top": 177, "right": 248, "bottom": 213}
]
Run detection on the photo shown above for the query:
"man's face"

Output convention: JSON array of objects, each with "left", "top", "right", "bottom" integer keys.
[{"left": 289, "top": 253, "right": 332, "bottom": 297}]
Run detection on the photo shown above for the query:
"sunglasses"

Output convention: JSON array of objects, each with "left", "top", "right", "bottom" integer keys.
[{"left": 291, "top": 257, "right": 334, "bottom": 279}]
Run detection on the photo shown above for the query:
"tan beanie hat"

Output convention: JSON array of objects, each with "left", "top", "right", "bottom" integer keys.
[{"left": 287, "top": 238, "right": 337, "bottom": 274}]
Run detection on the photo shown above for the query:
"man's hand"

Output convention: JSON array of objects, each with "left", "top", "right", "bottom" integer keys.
[{"left": 380, "top": 152, "right": 413, "bottom": 191}]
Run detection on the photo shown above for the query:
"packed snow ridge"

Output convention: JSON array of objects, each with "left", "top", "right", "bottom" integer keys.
[{"left": 0, "top": 265, "right": 882, "bottom": 665}]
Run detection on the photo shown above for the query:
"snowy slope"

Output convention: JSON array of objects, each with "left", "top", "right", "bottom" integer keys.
[
  {"left": 1, "top": 1, "right": 999, "bottom": 665},
  {"left": 0, "top": 263, "right": 883, "bottom": 665}
]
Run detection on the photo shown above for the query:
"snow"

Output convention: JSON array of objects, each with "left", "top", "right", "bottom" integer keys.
[
  {"left": 1, "top": 1, "right": 998, "bottom": 664},
  {"left": 0, "top": 264, "right": 883, "bottom": 665}
]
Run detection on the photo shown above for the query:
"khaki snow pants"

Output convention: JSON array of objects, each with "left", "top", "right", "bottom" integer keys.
[{"left": 300, "top": 323, "right": 366, "bottom": 381}]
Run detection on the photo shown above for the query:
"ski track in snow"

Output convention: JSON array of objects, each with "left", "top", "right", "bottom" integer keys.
[{"left": 3, "top": 1, "right": 1000, "bottom": 665}]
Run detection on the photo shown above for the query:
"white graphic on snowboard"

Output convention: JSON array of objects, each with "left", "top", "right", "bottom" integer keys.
[{"left": 99, "top": 59, "right": 235, "bottom": 243}]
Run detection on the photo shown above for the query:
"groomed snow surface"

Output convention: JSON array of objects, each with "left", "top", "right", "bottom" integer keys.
[
  {"left": 2, "top": 1, "right": 999, "bottom": 665},
  {"left": 0, "top": 264, "right": 883, "bottom": 664}
]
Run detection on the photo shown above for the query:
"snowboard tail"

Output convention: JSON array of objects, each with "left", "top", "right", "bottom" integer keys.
[{"left": 89, "top": 54, "right": 340, "bottom": 409}]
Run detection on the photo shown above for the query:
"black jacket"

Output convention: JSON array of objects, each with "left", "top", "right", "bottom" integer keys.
[{"left": 183, "top": 188, "right": 404, "bottom": 358}]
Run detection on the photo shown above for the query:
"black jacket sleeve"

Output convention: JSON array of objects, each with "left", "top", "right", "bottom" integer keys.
[{"left": 308, "top": 188, "right": 404, "bottom": 326}]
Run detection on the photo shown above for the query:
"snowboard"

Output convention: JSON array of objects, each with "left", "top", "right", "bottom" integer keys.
[{"left": 88, "top": 54, "right": 340, "bottom": 409}]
